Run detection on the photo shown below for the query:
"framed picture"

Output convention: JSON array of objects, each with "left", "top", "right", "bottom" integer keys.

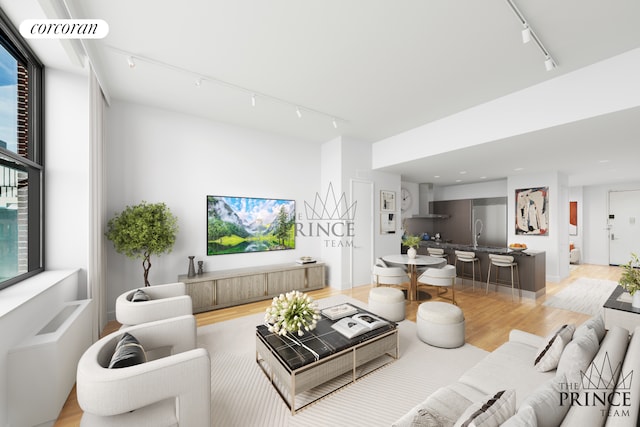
[
  {"left": 380, "top": 213, "right": 396, "bottom": 234},
  {"left": 569, "top": 201, "right": 578, "bottom": 236},
  {"left": 380, "top": 190, "right": 396, "bottom": 212},
  {"left": 515, "top": 187, "right": 549, "bottom": 235}
]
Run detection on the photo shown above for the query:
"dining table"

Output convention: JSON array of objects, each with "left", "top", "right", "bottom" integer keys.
[{"left": 381, "top": 254, "right": 447, "bottom": 301}]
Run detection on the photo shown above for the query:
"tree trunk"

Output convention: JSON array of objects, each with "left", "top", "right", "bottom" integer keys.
[{"left": 142, "top": 252, "right": 152, "bottom": 287}]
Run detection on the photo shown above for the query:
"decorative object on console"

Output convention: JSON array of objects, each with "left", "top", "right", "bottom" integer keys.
[
  {"left": 264, "top": 290, "right": 320, "bottom": 337},
  {"left": 187, "top": 256, "right": 196, "bottom": 277},
  {"left": 207, "top": 195, "right": 295, "bottom": 255},
  {"left": 106, "top": 201, "right": 178, "bottom": 286},
  {"left": 197, "top": 260, "right": 204, "bottom": 275},
  {"left": 619, "top": 252, "right": 640, "bottom": 308},
  {"left": 402, "top": 234, "right": 421, "bottom": 259}
]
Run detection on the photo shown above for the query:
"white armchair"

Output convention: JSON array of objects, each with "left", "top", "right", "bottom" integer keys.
[
  {"left": 116, "top": 282, "right": 193, "bottom": 327},
  {"left": 76, "top": 315, "right": 211, "bottom": 427},
  {"left": 372, "top": 258, "right": 408, "bottom": 287}
]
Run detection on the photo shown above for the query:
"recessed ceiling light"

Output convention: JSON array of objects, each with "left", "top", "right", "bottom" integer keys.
[
  {"left": 459, "top": 171, "right": 467, "bottom": 175},
  {"left": 434, "top": 175, "right": 440, "bottom": 178},
  {"left": 480, "top": 176, "right": 487, "bottom": 179},
  {"left": 514, "top": 167, "right": 524, "bottom": 171},
  {"left": 598, "top": 159, "right": 610, "bottom": 163},
  {"left": 456, "top": 179, "right": 462, "bottom": 183}
]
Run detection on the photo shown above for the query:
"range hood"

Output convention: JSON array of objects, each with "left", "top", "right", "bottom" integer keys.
[{"left": 415, "top": 183, "right": 449, "bottom": 219}]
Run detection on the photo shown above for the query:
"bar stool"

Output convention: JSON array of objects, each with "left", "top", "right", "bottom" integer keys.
[
  {"left": 486, "top": 254, "right": 520, "bottom": 301},
  {"left": 427, "top": 247, "right": 449, "bottom": 263},
  {"left": 455, "top": 250, "right": 481, "bottom": 291}
]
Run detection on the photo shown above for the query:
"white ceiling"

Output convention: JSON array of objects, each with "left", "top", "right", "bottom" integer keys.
[{"left": 3, "top": 0, "right": 640, "bottom": 186}]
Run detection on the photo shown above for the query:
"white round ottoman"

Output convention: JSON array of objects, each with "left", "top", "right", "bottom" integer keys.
[
  {"left": 417, "top": 301, "right": 465, "bottom": 348},
  {"left": 368, "top": 287, "right": 406, "bottom": 322}
]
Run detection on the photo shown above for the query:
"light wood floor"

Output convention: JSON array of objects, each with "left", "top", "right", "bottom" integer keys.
[{"left": 54, "top": 263, "right": 621, "bottom": 426}]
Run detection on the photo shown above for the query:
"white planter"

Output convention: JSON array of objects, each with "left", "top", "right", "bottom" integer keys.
[
  {"left": 633, "top": 292, "right": 640, "bottom": 309},
  {"left": 407, "top": 247, "right": 417, "bottom": 259}
]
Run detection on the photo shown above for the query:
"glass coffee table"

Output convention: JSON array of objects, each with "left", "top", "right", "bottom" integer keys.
[{"left": 256, "top": 303, "right": 399, "bottom": 414}]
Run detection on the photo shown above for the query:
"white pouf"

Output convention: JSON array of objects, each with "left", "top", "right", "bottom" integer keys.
[
  {"left": 417, "top": 301, "right": 465, "bottom": 348},
  {"left": 368, "top": 287, "right": 406, "bottom": 322}
]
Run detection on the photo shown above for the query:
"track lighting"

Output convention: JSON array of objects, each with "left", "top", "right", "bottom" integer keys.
[
  {"left": 544, "top": 56, "right": 556, "bottom": 71},
  {"left": 505, "top": 0, "right": 557, "bottom": 72},
  {"left": 521, "top": 25, "right": 531, "bottom": 44},
  {"left": 108, "top": 46, "right": 346, "bottom": 129}
]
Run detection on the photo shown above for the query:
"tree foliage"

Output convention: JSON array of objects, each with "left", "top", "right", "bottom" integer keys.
[{"left": 105, "top": 201, "right": 178, "bottom": 286}]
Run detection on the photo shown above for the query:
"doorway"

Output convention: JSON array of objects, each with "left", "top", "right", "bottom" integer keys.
[
  {"left": 350, "top": 179, "right": 374, "bottom": 287},
  {"left": 608, "top": 189, "right": 640, "bottom": 265}
]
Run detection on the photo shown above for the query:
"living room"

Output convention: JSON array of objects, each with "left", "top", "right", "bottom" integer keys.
[{"left": 1, "top": 1, "right": 640, "bottom": 426}]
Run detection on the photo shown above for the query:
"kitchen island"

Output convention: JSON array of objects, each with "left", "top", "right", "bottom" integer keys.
[{"left": 416, "top": 241, "right": 546, "bottom": 299}]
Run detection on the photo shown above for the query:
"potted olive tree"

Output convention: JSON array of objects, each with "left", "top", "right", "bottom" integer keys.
[
  {"left": 106, "top": 201, "right": 178, "bottom": 287},
  {"left": 619, "top": 253, "right": 640, "bottom": 308}
]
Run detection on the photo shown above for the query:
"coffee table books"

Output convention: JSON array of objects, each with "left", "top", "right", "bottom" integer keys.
[
  {"left": 331, "top": 313, "right": 389, "bottom": 339},
  {"left": 321, "top": 303, "right": 358, "bottom": 320}
]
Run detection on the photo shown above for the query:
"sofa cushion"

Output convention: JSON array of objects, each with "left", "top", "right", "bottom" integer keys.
[
  {"left": 501, "top": 406, "right": 537, "bottom": 427},
  {"left": 560, "top": 326, "right": 630, "bottom": 426},
  {"left": 521, "top": 374, "right": 570, "bottom": 427},
  {"left": 392, "top": 385, "right": 475, "bottom": 427},
  {"left": 108, "top": 332, "right": 147, "bottom": 369},
  {"left": 459, "top": 341, "right": 554, "bottom": 407},
  {"left": 573, "top": 314, "right": 605, "bottom": 343},
  {"left": 556, "top": 327, "right": 600, "bottom": 386},
  {"left": 534, "top": 324, "right": 575, "bottom": 372},
  {"left": 606, "top": 325, "right": 640, "bottom": 426},
  {"left": 130, "top": 289, "right": 151, "bottom": 302},
  {"left": 454, "top": 389, "right": 516, "bottom": 427}
]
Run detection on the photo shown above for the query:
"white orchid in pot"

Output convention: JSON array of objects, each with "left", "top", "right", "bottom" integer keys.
[
  {"left": 264, "top": 291, "right": 320, "bottom": 337},
  {"left": 619, "top": 253, "right": 640, "bottom": 308}
]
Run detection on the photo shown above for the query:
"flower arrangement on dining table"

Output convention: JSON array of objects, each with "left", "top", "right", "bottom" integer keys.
[{"left": 264, "top": 290, "right": 321, "bottom": 337}]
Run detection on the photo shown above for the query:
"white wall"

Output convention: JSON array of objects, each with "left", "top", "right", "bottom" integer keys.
[
  {"left": 105, "top": 101, "right": 323, "bottom": 318},
  {"left": 45, "top": 69, "right": 90, "bottom": 296}
]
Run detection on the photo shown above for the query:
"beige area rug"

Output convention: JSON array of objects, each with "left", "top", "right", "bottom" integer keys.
[
  {"left": 543, "top": 277, "right": 619, "bottom": 315},
  {"left": 197, "top": 294, "right": 488, "bottom": 427}
]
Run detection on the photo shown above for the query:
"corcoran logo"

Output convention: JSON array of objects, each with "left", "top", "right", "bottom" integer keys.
[
  {"left": 296, "top": 183, "right": 357, "bottom": 247},
  {"left": 20, "top": 19, "right": 109, "bottom": 39},
  {"left": 559, "top": 352, "right": 633, "bottom": 419}
]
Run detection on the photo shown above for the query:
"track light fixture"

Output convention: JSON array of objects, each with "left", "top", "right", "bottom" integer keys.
[
  {"left": 521, "top": 25, "right": 531, "bottom": 44},
  {"left": 505, "top": 0, "right": 557, "bottom": 71},
  {"left": 109, "top": 46, "right": 346, "bottom": 129}
]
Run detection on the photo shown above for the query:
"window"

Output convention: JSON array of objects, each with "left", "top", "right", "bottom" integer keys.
[{"left": 0, "top": 8, "right": 43, "bottom": 290}]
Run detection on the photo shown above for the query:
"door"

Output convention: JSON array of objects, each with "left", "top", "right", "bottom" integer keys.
[
  {"left": 609, "top": 190, "right": 640, "bottom": 265},
  {"left": 350, "top": 179, "right": 374, "bottom": 287}
]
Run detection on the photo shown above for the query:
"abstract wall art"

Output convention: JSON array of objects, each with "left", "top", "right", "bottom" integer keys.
[{"left": 515, "top": 187, "right": 549, "bottom": 235}]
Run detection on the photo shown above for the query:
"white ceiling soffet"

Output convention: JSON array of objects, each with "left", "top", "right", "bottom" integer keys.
[{"left": 3, "top": 0, "right": 640, "bottom": 185}]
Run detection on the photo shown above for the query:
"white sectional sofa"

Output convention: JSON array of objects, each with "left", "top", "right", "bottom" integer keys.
[{"left": 394, "top": 316, "right": 640, "bottom": 427}]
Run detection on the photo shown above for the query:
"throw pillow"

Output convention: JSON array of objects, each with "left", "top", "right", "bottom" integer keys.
[
  {"left": 108, "top": 332, "right": 147, "bottom": 368},
  {"left": 556, "top": 327, "right": 600, "bottom": 386},
  {"left": 573, "top": 315, "right": 605, "bottom": 343},
  {"left": 534, "top": 324, "right": 575, "bottom": 372},
  {"left": 521, "top": 374, "right": 570, "bottom": 427},
  {"left": 454, "top": 389, "right": 516, "bottom": 427},
  {"left": 130, "top": 289, "right": 151, "bottom": 302},
  {"left": 500, "top": 406, "right": 536, "bottom": 427}
]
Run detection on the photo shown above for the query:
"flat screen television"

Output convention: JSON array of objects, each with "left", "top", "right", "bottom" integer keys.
[{"left": 207, "top": 195, "right": 296, "bottom": 255}]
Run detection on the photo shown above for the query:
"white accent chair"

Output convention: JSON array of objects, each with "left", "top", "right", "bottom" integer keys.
[
  {"left": 116, "top": 282, "right": 193, "bottom": 327},
  {"left": 76, "top": 315, "right": 211, "bottom": 427},
  {"left": 417, "top": 264, "right": 457, "bottom": 305},
  {"left": 372, "top": 258, "right": 408, "bottom": 288}
]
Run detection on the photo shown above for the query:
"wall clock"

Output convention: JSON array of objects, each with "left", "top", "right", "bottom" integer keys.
[{"left": 401, "top": 188, "right": 412, "bottom": 212}]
